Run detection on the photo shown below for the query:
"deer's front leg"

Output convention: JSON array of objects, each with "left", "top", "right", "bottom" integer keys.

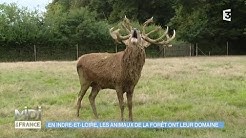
[
  {"left": 127, "top": 90, "right": 133, "bottom": 121},
  {"left": 116, "top": 88, "right": 125, "bottom": 121}
]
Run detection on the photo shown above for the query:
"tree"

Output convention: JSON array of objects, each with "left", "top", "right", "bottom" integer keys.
[
  {"left": 0, "top": 4, "right": 45, "bottom": 47},
  {"left": 45, "top": 2, "right": 114, "bottom": 53},
  {"left": 170, "top": 0, "right": 246, "bottom": 54},
  {"left": 0, "top": 3, "right": 51, "bottom": 60},
  {"left": 48, "top": 0, "right": 175, "bottom": 25}
]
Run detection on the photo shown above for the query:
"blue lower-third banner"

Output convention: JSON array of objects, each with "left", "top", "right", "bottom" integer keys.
[{"left": 46, "top": 121, "right": 224, "bottom": 129}]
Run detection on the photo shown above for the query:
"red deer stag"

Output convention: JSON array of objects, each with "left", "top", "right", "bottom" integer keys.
[{"left": 76, "top": 17, "right": 175, "bottom": 121}]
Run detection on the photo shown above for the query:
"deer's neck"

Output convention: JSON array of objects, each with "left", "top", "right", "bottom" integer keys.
[{"left": 122, "top": 46, "right": 145, "bottom": 85}]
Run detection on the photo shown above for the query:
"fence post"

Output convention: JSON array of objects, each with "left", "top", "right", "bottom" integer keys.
[
  {"left": 76, "top": 44, "right": 79, "bottom": 59},
  {"left": 34, "top": 45, "right": 37, "bottom": 61},
  {"left": 209, "top": 51, "right": 211, "bottom": 56},
  {"left": 196, "top": 43, "right": 198, "bottom": 56},
  {"left": 189, "top": 43, "right": 192, "bottom": 56},
  {"left": 115, "top": 43, "right": 118, "bottom": 53},
  {"left": 163, "top": 46, "right": 166, "bottom": 57},
  {"left": 226, "top": 41, "right": 229, "bottom": 56}
]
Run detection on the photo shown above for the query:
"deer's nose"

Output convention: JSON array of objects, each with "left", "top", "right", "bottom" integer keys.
[{"left": 132, "top": 29, "right": 138, "bottom": 38}]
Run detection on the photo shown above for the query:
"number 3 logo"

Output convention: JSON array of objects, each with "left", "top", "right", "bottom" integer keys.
[{"left": 223, "top": 9, "right": 231, "bottom": 22}]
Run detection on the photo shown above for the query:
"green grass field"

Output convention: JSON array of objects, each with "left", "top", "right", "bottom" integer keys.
[{"left": 0, "top": 56, "right": 246, "bottom": 137}]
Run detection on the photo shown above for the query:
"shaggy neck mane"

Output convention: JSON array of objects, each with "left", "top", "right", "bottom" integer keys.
[{"left": 122, "top": 45, "right": 145, "bottom": 86}]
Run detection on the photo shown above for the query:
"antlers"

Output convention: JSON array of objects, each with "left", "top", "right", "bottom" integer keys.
[
  {"left": 121, "top": 15, "right": 132, "bottom": 33},
  {"left": 110, "top": 16, "right": 176, "bottom": 46},
  {"left": 142, "top": 17, "right": 176, "bottom": 46},
  {"left": 109, "top": 16, "right": 132, "bottom": 44}
]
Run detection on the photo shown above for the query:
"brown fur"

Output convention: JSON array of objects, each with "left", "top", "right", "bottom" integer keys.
[
  {"left": 76, "top": 17, "right": 175, "bottom": 121},
  {"left": 76, "top": 29, "right": 146, "bottom": 121}
]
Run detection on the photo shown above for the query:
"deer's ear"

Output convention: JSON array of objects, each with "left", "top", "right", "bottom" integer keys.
[
  {"left": 122, "top": 39, "right": 130, "bottom": 46},
  {"left": 142, "top": 39, "right": 151, "bottom": 48}
]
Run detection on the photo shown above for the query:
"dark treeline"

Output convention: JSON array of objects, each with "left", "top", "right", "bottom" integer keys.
[{"left": 0, "top": 0, "right": 245, "bottom": 61}]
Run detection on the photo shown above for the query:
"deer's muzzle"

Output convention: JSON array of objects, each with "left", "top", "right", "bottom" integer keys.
[{"left": 132, "top": 29, "right": 138, "bottom": 39}]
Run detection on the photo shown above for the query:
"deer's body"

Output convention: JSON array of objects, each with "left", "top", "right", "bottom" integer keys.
[
  {"left": 77, "top": 44, "right": 145, "bottom": 121},
  {"left": 76, "top": 17, "right": 175, "bottom": 121},
  {"left": 77, "top": 52, "right": 124, "bottom": 90},
  {"left": 77, "top": 46, "right": 145, "bottom": 90}
]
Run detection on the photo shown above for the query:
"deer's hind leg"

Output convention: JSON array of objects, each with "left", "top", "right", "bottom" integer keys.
[
  {"left": 77, "top": 70, "right": 90, "bottom": 117},
  {"left": 89, "top": 84, "right": 100, "bottom": 118}
]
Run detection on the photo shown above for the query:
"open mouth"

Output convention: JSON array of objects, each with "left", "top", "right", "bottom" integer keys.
[{"left": 132, "top": 30, "right": 138, "bottom": 38}]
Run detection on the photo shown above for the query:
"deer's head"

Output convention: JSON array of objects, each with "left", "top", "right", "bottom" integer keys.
[{"left": 110, "top": 16, "right": 176, "bottom": 49}]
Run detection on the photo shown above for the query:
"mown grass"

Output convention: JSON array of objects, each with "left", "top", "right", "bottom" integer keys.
[{"left": 0, "top": 56, "right": 245, "bottom": 137}]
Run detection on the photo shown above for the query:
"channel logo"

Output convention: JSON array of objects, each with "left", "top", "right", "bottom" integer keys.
[
  {"left": 223, "top": 9, "right": 231, "bottom": 21},
  {"left": 15, "top": 106, "right": 41, "bottom": 129}
]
